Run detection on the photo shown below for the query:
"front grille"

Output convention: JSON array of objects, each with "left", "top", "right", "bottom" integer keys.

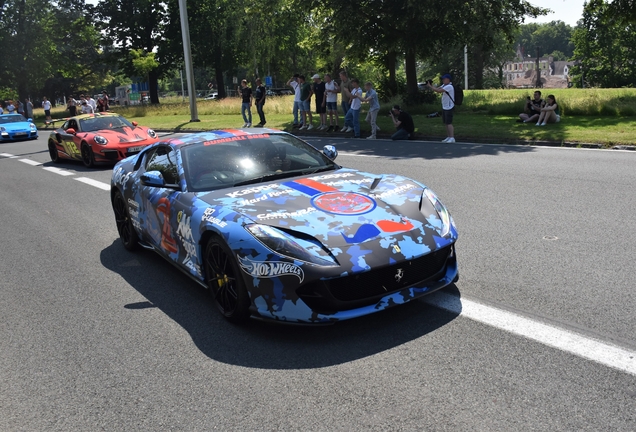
[{"left": 327, "top": 246, "right": 451, "bottom": 302}]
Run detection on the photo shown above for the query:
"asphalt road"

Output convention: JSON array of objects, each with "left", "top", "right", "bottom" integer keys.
[{"left": 1, "top": 132, "right": 635, "bottom": 431}]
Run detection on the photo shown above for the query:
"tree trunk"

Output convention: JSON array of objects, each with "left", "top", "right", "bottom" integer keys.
[
  {"left": 405, "top": 48, "right": 418, "bottom": 100},
  {"left": 16, "top": 0, "right": 27, "bottom": 101},
  {"left": 472, "top": 45, "right": 485, "bottom": 89},
  {"left": 215, "top": 47, "right": 226, "bottom": 99},
  {"left": 149, "top": 69, "right": 160, "bottom": 104},
  {"left": 387, "top": 50, "right": 397, "bottom": 97}
]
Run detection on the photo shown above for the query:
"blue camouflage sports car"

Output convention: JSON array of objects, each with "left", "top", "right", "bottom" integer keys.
[
  {"left": 0, "top": 113, "right": 38, "bottom": 141},
  {"left": 110, "top": 129, "right": 458, "bottom": 323}
]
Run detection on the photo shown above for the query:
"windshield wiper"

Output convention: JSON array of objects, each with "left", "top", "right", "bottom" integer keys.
[
  {"left": 302, "top": 165, "right": 336, "bottom": 175},
  {"left": 233, "top": 170, "right": 304, "bottom": 187}
]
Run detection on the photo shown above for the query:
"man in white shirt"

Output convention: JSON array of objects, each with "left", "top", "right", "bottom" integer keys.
[
  {"left": 428, "top": 73, "right": 455, "bottom": 143},
  {"left": 86, "top": 95, "right": 97, "bottom": 112},
  {"left": 42, "top": 97, "right": 52, "bottom": 122},
  {"left": 343, "top": 79, "right": 363, "bottom": 138},
  {"left": 323, "top": 74, "right": 340, "bottom": 131},
  {"left": 287, "top": 74, "right": 303, "bottom": 128},
  {"left": 80, "top": 100, "right": 94, "bottom": 114}
]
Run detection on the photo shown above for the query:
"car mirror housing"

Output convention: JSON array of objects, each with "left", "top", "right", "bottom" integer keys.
[
  {"left": 27, "top": 118, "right": 33, "bottom": 122},
  {"left": 66, "top": 128, "right": 76, "bottom": 135},
  {"left": 323, "top": 145, "right": 338, "bottom": 160},
  {"left": 132, "top": 121, "right": 139, "bottom": 127},
  {"left": 140, "top": 170, "right": 166, "bottom": 187}
]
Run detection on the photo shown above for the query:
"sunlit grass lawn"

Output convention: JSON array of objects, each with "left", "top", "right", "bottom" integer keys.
[{"left": 33, "top": 90, "right": 636, "bottom": 146}]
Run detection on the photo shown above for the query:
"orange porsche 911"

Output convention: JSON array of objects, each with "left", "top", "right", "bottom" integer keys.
[{"left": 47, "top": 113, "right": 160, "bottom": 167}]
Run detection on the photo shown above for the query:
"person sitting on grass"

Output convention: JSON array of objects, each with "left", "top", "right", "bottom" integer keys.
[
  {"left": 536, "top": 95, "right": 560, "bottom": 126},
  {"left": 518, "top": 91, "right": 544, "bottom": 123}
]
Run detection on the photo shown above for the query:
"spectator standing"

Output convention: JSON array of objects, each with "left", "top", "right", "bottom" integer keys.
[
  {"left": 25, "top": 98, "right": 33, "bottom": 119},
  {"left": 427, "top": 73, "right": 455, "bottom": 143},
  {"left": 86, "top": 94, "right": 97, "bottom": 112},
  {"left": 324, "top": 74, "right": 340, "bottom": 131},
  {"left": 0, "top": 104, "right": 3, "bottom": 114},
  {"left": 361, "top": 81, "right": 381, "bottom": 139},
  {"left": 299, "top": 75, "right": 314, "bottom": 130},
  {"left": 67, "top": 96, "right": 77, "bottom": 116},
  {"left": 102, "top": 91, "right": 110, "bottom": 110},
  {"left": 312, "top": 74, "right": 327, "bottom": 130},
  {"left": 254, "top": 78, "right": 266, "bottom": 126},
  {"left": 389, "top": 105, "right": 415, "bottom": 140},
  {"left": 17, "top": 100, "right": 24, "bottom": 116},
  {"left": 239, "top": 79, "right": 253, "bottom": 127},
  {"left": 6, "top": 101, "right": 15, "bottom": 113},
  {"left": 518, "top": 91, "right": 544, "bottom": 123},
  {"left": 42, "top": 97, "right": 52, "bottom": 122},
  {"left": 339, "top": 70, "right": 352, "bottom": 117},
  {"left": 343, "top": 79, "right": 362, "bottom": 138},
  {"left": 81, "top": 100, "right": 94, "bottom": 114},
  {"left": 536, "top": 94, "right": 560, "bottom": 126},
  {"left": 97, "top": 96, "right": 106, "bottom": 113},
  {"left": 287, "top": 74, "right": 302, "bottom": 128}
]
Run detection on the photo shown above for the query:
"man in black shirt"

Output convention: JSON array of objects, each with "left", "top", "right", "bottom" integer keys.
[
  {"left": 240, "top": 79, "right": 253, "bottom": 127},
  {"left": 518, "top": 91, "right": 544, "bottom": 123},
  {"left": 254, "top": 78, "right": 266, "bottom": 126},
  {"left": 311, "top": 74, "right": 327, "bottom": 130},
  {"left": 390, "top": 105, "right": 414, "bottom": 140}
]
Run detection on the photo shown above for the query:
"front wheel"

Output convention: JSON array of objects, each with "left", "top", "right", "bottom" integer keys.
[
  {"left": 204, "top": 238, "right": 250, "bottom": 323},
  {"left": 48, "top": 140, "right": 60, "bottom": 163},
  {"left": 113, "top": 191, "right": 139, "bottom": 251},
  {"left": 81, "top": 142, "right": 95, "bottom": 168}
]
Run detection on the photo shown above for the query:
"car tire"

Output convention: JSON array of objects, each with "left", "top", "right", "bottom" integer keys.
[
  {"left": 81, "top": 142, "right": 95, "bottom": 168},
  {"left": 48, "top": 140, "right": 60, "bottom": 163},
  {"left": 203, "top": 237, "right": 250, "bottom": 323},
  {"left": 112, "top": 191, "right": 139, "bottom": 251}
]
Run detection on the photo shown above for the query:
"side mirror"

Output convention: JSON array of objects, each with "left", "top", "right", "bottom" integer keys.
[
  {"left": 132, "top": 121, "right": 138, "bottom": 127},
  {"left": 66, "top": 128, "right": 76, "bottom": 135},
  {"left": 323, "top": 145, "right": 338, "bottom": 160},
  {"left": 140, "top": 170, "right": 166, "bottom": 187},
  {"left": 27, "top": 118, "right": 33, "bottom": 122}
]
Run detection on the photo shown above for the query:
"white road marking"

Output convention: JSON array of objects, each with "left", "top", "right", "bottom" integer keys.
[
  {"left": 424, "top": 292, "right": 636, "bottom": 376},
  {"left": 74, "top": 177, "right": 110, "bottom": 191},
  {"left": 42, "top": 166, "right": 74, "bottom": 176},
  {"left": 18, "top": 158, "right": 42, "bottom": 166},
  {"left": 0, "top": 153, "right": 18, "bottom": 158}
]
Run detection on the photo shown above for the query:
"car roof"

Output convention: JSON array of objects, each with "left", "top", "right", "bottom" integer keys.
[{"left": 163, "top": 128, "right": 287, "bottom": 148}]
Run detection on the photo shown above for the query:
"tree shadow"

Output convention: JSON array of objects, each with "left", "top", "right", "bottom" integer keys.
[
  {"left": 305, "top": 137, "right": 536, "bottom": 161},
  {"left": 100, "top": 240, "right": 461, "bottom": 369}
]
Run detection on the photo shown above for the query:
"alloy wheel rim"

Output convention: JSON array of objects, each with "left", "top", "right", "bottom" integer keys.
[
  {"left": 206, "top": 244, "right": 238, "bottom": 314},
  {"left": 114, "top": 197, "right": 131, "bottom": 244}
]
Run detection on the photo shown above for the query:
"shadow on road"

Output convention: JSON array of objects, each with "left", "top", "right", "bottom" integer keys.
[
  {"left": 306, "top": 137, "right": 536, "bottom": 161},
  {"left": 100, "top": 240, "right": 461, "bottom": 369},
  {"left": 40, "top": 159, "right": 115, "bottom": 172}
]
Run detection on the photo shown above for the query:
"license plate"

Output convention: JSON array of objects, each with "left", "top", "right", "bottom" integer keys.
[
  {"left": 127, "top": 146, "right": 143, "bottom": 153},
  {"left": 14, "top": 132, "right": 27, "bottom": 136}
]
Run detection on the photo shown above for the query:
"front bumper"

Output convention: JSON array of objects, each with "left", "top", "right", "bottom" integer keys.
[{"left": 0, "top": 130, "right": 38, "bottom": 141}]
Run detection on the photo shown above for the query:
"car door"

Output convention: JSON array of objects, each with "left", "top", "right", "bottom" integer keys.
[{"left": 58, "top": 119, "right": 81, "bottom": 160}]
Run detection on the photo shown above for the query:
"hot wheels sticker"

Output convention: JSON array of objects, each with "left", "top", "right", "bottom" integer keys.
[{"left": 238, "top": 256, "right": 304, "bottom": 282}]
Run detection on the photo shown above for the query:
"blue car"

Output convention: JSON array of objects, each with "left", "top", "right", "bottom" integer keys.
[
  {"left": 0, "top": 114, "right": 38, "bottom": 141},
  {"left": 110, "top": 129, "right": 458, "bottom": 324}
]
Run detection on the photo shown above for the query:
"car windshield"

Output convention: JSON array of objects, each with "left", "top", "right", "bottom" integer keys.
[
  {"left": 0, "top": 115, "right": 27, "bottom": 124},
  {"left": 79, "top": 115, "right": 132, "bottom": 132},
  {"left": 180, "top": 133, "right": 339, "bottom": 192}
]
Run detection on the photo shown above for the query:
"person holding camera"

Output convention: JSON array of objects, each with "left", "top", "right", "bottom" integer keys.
[
  {"left": 518, "top": 91, "right": 544, "bottom": 123},
  {"left": 427, "top": 73, "right": 455, "bottom": 143},
  {"left": 389, "top": 105, "right": 414, "bottom": 140},
  {"left": 287, "top": 74, "right": 303, "bottom": 128}
]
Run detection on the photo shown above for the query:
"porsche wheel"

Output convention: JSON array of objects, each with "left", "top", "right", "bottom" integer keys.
[
  {"left": 204, "top": 237, "right": 250, "bottom": 323},
  {"left": 48, "top": 140, "right": 60, "bottom": 163},
  {"left": 81, "top": 142, "right": 95, "bottom": 168},
  {"left": 113, "top": 191, "right": 139, "bottom": 251}
]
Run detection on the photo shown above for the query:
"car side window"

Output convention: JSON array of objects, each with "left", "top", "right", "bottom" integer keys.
[{"left": 145, "top": 146, "right": 179, "bottom": 185}]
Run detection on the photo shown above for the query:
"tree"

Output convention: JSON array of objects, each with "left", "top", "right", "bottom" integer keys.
[{"left": 515, "top": 21, "right": 575, "bottom": 60}]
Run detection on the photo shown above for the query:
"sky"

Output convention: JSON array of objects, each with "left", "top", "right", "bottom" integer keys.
[{"left": 524, "top": 0, "right": 586, "bottom": 26}]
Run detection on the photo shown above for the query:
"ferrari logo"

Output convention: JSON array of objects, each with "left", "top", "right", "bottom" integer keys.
[
  {"left": 395, "top": 268, "right": 404, "bottom": 283},
  {"left": 392, "top": 244, "right": 401, "bottom": 254}
]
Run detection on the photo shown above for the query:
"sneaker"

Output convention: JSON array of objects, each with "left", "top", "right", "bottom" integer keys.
[
  {"left": 376, "top": 126, "right": 381, "bottom": 132},
  {"left": 327, "top": 126, "right": 334, "bottom": 132},
  {"left": 292, "top": 123, "right": 300, "bottom": 128},
  {"left": 307, "top": 124, "right": 314, "bottom": 130},
  {"left": 540, "top": 122, "right": 546, "bottom": 126},
  {"left": 334, "top": 126, "right": 340, "bottom": 132},
  {"left": 344, "top": 126, "right": 353, "bottom": 133},
  {"left": 261, "top": 121, "right": 267, "bottom": 126},
  {"left": 447, "top": 137, "right": 456, "bottom": 143},
  {"left": 299, "top": 125, "right": 307, "bottom": 130},
  {"left": 247, "top": 123, "right": 252, "bottom": 127},
  {"left": 535, "top": 123, "right": 541, "bottom": 126},
  {"left": 242, "top": 123, "right": 248, "bottom": 127},
  {"left": 366, "top": 135, "right": 376, "bottom": 140},
  {"left": 441, "top": 137, "right": 450, "bottom": 143}
]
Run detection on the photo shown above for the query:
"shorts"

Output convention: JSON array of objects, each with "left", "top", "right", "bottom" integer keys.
[
  {"left": 44, "top": 110, "right": 51, "bottom": 116},
  {"left": 442, "top": 108, "right": 454, "bottom": 125},
  {"left": 301, "top": 100, "right": 311, "bottom": 112},
  {"left": 326, "top": 102, "right": 338, "bottom": 111},
  {"left": 315, "top": 101, "right": 326, "bottom": 114}
]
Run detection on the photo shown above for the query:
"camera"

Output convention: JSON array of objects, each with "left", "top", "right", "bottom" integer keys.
[{"left": 426, "top": 79, "right": 434, "bottom": 85}]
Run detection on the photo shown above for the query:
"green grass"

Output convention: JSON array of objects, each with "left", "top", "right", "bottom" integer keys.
[{"left": 33, "top": 89, "right": 636, "bottom": 147}]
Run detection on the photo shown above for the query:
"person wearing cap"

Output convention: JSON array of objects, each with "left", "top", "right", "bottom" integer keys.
[
  {"left": 427, "top": 73, "right": 455, "bottom": 143},
  {"left": 312, "top": 74, "right": 327, "bottom": 130},
  {"left": 287, "top": 74, "right": 303, "bottom": 128},
  {"left": 389, "top": 105, "right": 414, "bottom": 140}
]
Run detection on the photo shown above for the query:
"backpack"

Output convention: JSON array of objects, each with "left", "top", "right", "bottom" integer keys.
[{"left": 445, "top": 84, "right": 464, "bottom": 106}]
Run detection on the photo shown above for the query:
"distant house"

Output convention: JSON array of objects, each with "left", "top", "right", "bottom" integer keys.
[{"left": 503, "top": 45, "right": 575, "bottom": 88}]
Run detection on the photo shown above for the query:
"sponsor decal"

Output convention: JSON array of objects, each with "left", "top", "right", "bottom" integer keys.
[
  {"left": 371, "top": 183, "right": 416, "bottom": 199},
  {"left": 310, "top": 172, "right": 356, "bottom": 180},
  {"left": 395, "top": 268, "right": 404, "bottom": 283},
  {"left": 257, "top": 207, "right": 316, "bottom": 220},
  {"left": 201, "top": 208, "right": 228, "bottom": 228},
  {"left": 323, "top": 178, "right": 372, "bottom": 186},
  {"left": 127, "top": 198, "right": 139, "bottom": 209},
  {"left": 226, "top": 183, "right": 281, "bottom": 199},
  {"left": 176, "top": 211, "right": 200, "bottom": 275},
  {"left": 311, "top": 192, "right": 376, "bottom": 216},
  {"left": 113, "top": 166, "right": 133, "bottom": 186},
  {"left": 203, "top": 133, "right": 269, "bottom": 146},
  {"left": 127, "top": 198, "right": 141, "bottom": 230},
  {"left": 238, "top": 256, "right": 304, "bottom": 282},
  {"left": 238, "top": 189, "right": 293, "bottom": 206},
  {"left": 156, "top": 198, "right": 178, "bottom": 254}
]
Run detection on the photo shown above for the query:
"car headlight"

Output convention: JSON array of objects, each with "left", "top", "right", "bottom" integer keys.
[
  {"left": 147, "top": 129, "right": 157, "bottom": 138},
  {"left": 30, "top": 123, "right": 37, "bottom": 129},
  {"left": 94, "top": 135, "right": 108, "bottom": 145},
  {"left": 0, "top": 127, "right": 5, "bottom": 132},
  {"left": 422, "top": 188, "right": 452, "bottom": 237},
  {"left": 246, "top": 224, "right": 336, "bottom": 266}
]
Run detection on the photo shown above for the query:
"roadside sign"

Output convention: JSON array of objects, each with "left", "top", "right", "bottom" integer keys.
[{"left": 265, "top": 76, "right": 273, "bottom": 86}]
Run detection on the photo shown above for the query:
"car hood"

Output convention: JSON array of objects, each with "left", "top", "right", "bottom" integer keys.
[
  {"left": 197, "top": 169, "right": 451, "bottom": 252},
  {"left": 2, "top": 122, "right": 32, "bottom": 131},
  {"left": 84, "top": 126, "right": 153, "bottom": 143}
]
